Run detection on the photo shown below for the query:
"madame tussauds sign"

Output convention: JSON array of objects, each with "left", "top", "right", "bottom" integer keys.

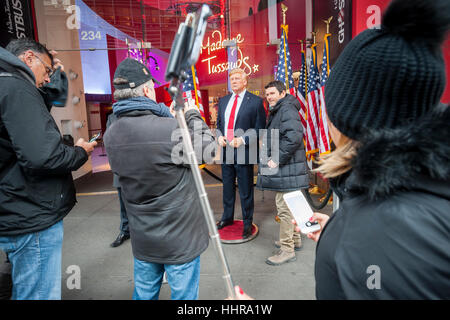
[{"left": 199, "top": 30, "right": 259, "bottom": 77}]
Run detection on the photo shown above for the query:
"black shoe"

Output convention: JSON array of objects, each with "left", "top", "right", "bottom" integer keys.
[
  {"left": 110, "top": 233, "right": 130, "bottom": 247},
  {"left": 217, "top": 220, "right": 233, "bottom": 230},
  {"left": 242, "top": 227, "right": 252, "bottom": 239}
]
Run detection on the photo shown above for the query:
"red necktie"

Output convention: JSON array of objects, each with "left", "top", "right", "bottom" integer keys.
[{"left": 227, "top": 94, "right": 239, "bottom": 141}]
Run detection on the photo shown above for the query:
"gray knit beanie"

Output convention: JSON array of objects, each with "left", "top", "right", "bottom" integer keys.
[{"left": 325, "top": 0, "right": 450, "bottom": 140}]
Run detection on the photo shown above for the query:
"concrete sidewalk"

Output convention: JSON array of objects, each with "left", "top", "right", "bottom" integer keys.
[{"left": 57, "top": 167, "right": 331, "bottom": 300}]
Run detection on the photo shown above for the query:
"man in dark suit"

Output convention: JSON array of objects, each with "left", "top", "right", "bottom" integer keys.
[{"left": 216, "top": 68, "right": 266, "bottom": 239}]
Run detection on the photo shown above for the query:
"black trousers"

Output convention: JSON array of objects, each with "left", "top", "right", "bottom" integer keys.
[{"left": 220, "top": 164, "right": 254, "bottom": 229}]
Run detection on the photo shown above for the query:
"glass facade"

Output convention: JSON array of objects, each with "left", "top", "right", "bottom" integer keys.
[
  {"left": 31, "top": 0, "right": 310, "bottom": 129},
  {"left": 1, "top": 0, "right": 448, "bottom": 178}
]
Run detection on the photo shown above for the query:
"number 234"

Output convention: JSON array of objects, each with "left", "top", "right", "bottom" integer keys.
[{"left": 81, "top": 31, "right": 101, "bottom": 41}]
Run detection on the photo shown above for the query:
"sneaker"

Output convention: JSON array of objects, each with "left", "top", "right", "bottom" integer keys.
[
  {"left": 274, "top": 240, "right": 302, "bottom": 251},
  {"left": 265, "top": 250, "right": 296, "bottom": 266}
]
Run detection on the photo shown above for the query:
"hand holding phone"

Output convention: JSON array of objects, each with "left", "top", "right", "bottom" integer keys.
[
  {"left": 89, "top": 133, "right": 101, "bottom": 143},
  {"left": 304, "top": 212, "right": 329, "bottom": 242},
  {"left": 283, "top": 191, "right": 321, "bottom": 235}
]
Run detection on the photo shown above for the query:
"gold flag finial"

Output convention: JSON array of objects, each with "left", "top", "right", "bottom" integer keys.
[
  {"left": 323, "top": 16, "right": 333, "bottom": 34},
  {"left": 311, "top": 31, "right": 317, "bottom": 44},
  {"left": 281, "top": 4, "right": 288, "bottom": 25},
  {"left": 298, "top": 39, "right": 304, "bottom": 51}
]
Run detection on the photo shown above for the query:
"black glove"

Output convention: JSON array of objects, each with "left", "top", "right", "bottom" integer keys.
[{"left": 39, "top": 67, "right": 69, "bottom": 111}]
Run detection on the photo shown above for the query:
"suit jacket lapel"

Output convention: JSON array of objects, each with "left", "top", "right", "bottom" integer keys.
[
  {"left": 234, "top": 91, "right": 251, "bottom": 128},
  {"left": 220, "top": 94, "right": 232, "bottom": 132}
]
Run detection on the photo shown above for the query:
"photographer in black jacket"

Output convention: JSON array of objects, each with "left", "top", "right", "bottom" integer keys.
[{"left": 0, "top": 39, "right": 96, "bottom": 300}]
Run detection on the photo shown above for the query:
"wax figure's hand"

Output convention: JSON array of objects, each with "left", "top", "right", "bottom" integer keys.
[
  {"left": 76, "top": 138, "right": 97, "bottom": 155},
  {"left": 218, "top": 136, "right": 228, "bottom": 147},
  {"left": 226, "top": 286, "right": 254, "bottom": 300},
  {"left": 267, "top": 159, "right": 278, "bottom": 168},
  {"left": 292, "top": 212, "right": 330, "bottom": 242},
  {"left": 184, "top": 98, "right": 197, "bottom": 112},
  {"left": 229, "top": 137, "right": 244, "bottom": 148},
  {"left": 171, "top": 99, "right": 197, "bottom": 117},
  {"left": 50, "top": 50, "right": 64, "bottom": 71}
]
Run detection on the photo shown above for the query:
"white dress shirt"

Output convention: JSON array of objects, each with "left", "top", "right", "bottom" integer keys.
[{"left": 224, "top": 89, "right": 246, "bottom": 140}]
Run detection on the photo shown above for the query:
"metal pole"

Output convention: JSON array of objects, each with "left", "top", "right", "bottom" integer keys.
[{"left": 170, "top": 83, "right": 236, "bottom": 299}]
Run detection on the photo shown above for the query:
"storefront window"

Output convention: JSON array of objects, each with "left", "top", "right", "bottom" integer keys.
[
  {"left": 2, "top": 0, "right": 449, "bottom": 179},
  {"left": 28, "top": 0, "right": 310, "bottom": 128}
]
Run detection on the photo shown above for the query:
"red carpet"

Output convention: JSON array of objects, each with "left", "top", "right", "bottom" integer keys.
[{"left": 218, "top": 220, "right": 258, "bottom": 243}]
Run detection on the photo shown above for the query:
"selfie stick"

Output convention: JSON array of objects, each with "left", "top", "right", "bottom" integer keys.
[{"left": 165, "top": 6, "right": 235, "bottom": 300}]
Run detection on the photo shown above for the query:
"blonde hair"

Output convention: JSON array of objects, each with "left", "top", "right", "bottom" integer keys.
[
  {"left": 229, "top": 68, "right": 248, "bottom": 80},
  {"left": 315, "top": 137, "right": 360, "bottom": 179}
]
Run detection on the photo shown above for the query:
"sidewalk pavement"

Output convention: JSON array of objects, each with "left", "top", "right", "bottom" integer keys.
[{"left": 7, "top": 166, "right": 333, "bottom": 300}]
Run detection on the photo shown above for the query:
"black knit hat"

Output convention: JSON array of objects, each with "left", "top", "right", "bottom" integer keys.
[
  {"left": 113, "top": 58, "right": 160, "bottom": 89},
  {"left": 325, "top": 0, "right": 450, "bottom": 140}
]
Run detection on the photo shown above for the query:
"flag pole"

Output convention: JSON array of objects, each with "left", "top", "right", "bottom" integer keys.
[
  {"left": 281, "top": 4, "right": 290, "bottom": 91},
  {"left": 298, "top": 39, "right": 311, "bottom": 168},
  {"left": 191, "top": 66, "right": 201, "bottom": 113},
  {"left": 323, "top": 17, "right": 333, "bottom": 76},
  {"left": 322, "top": 16, "right": 336, "bottom": 209},
  {"left": 281, "top": 3, "right": 287, "bottom": 25},
  {"left": 311, "top": 31, "right": 317, "bottom": 68},
  {"left": 323, "top": 16, "right": 333, "bottom": 34}
]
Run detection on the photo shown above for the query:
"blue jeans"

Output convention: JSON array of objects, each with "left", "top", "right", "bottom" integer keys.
[
  {"left": 133, "top": 256, "right": 200, "bottom": 300},
  {"left": 0, "top": 220, "right": 63, "bottom": 300}
]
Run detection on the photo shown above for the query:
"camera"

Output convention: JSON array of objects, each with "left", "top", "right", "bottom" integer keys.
[{"left": 165, "top": 5, "right": 212, "bottom": 82}]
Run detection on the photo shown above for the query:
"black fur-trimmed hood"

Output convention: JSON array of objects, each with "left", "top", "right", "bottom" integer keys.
[{"left": 346, "top": 104, "right": 450, "bottom": 200}]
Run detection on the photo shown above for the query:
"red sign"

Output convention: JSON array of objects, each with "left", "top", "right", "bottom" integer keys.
[
  {"left": 351, "top": 0, "right": 450, "bottom": 103},
  {"left": 352, "top": 0, "right": 391, "bottom": 37},
  {"left": 196, "top": 29, "right": 268, "bottom": 86},
  {"left": 195, "top": 0, "right": 306, "bottom": 88}
]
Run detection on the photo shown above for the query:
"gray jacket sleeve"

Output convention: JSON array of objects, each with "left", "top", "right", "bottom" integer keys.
[{"left": 172, "top": 109, "right": 216, "bottom": 166}]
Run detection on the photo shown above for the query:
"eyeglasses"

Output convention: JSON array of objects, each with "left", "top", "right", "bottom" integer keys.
[{"left": 34, "top": 54, "right": 54, "bottom": 78}]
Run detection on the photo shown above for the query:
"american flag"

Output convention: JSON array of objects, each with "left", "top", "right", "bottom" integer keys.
[
  {"left": 276, "top": 26, "right": 296, "bottom": 95},
  {"left": 318, "top": 34, "right": 331, "bottom": 156},
  {"left": 182, "top": 65, "right": 205, "bottom": 120},
  {"left": 306, "top": 44, "right": 320, "bottom": 160},
  {"left": 297, "top": 50, "right": 313, "bottom": 159}
]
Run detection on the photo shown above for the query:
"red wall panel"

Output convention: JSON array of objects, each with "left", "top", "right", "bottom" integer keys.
[{"left": 352, "top": 0, "right": 450, "bottom": 104}]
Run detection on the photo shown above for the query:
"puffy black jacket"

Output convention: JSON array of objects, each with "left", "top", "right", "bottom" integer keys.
[
  {"left": 0, "top": 47, "right": 88, "bottom": 236},
  {"left": 256, "top": 94, "right": 309, "bottom": 192},
  {"left": 316, "top": 105, "right": 450, "bottom": 299}
]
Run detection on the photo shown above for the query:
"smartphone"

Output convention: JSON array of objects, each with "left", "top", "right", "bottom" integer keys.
[
  {"left": 165, "top": 5, "right": 212, "bottom": 81},
  {"left": 186, "top": 5, "right": 212, "bottom": 67},
  {"left": 283, "top": 191, "right": 321, "bottom": 234},
  {"left": 89, "top": 133, "right": 101, "bottom": 143}
]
